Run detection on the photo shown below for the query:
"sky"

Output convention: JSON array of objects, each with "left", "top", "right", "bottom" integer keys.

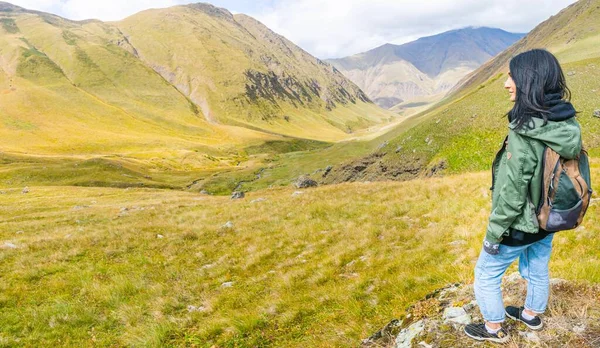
[{"left": 6, "top": 0, "right": 579, "bottom": 59}]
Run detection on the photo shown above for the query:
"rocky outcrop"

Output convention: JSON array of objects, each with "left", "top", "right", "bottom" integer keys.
[
  {"left": 186, "top": 3, "right": 236, "bottom": 21},
  {"left": 320, "top": 152, "right": 425, "bottom": 185},
  {"left": 244, "top": 70, "right": 316, "bottom": 107},
  {"left": 423, "top": 160, "right": 448, "bottom": 178},
  {"left": 361, "top": 274, "right": 600, "bottom": 347}
]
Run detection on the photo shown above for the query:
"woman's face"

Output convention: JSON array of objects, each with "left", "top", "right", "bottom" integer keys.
[{"left": 505, "top": 71, "right": 517, "bottom": 102}]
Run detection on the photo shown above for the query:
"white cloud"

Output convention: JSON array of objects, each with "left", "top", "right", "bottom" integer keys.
[
  {"left": 251, "top": 0, "right": 579, "bottom": 58},
  {"left": 7, "top": 0, "right": 192, "bottom": 21},
  {"left": 61, "top": 1, "right": 181, "bottom": 21},
  {"left": 6, "top": 0, "right": 579, "bottom": 58}
]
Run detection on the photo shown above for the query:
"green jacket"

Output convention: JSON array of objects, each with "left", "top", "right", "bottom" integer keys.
[{"left": 485, "top": 116, "right": 582, "bottom": 252}]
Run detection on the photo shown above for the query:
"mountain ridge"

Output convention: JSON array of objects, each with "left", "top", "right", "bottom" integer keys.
[{"left": 327, "top": 27, "right": 525, "bottom": 110}]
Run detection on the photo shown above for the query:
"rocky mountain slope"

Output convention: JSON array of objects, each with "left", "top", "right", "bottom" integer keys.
[{"left": 327, "top": 27, "right": 524, "bottom": 110}]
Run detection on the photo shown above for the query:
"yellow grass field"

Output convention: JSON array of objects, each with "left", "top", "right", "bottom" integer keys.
[{"left": 1, "top": 161, "right": 598, "bottom": 347}]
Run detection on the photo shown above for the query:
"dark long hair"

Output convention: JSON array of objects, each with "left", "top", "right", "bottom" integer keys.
[{"left": 507, "top": 49, "right": 572, "bottom": 130}]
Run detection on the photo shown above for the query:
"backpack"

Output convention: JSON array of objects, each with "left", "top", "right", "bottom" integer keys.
[{"left": 536, "top": 146, "right": 593, "bottom": 232}]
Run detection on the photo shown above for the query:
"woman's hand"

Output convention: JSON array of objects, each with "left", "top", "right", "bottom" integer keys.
[{"left": 484, "top": 239, "right": 500, "bottom": 255}]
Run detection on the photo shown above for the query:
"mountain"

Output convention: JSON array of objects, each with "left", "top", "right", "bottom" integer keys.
[
  {"left": 0, "top": 1, "right": 394, "bottom": 159},
  {"left": 116, "top": 4, "right": 393, "bottom": 138},
  {"left": 327, "top": 27, "right": 525, "bottom": 110},
  {"left": 318, "top": 0, "right": 600, "bottom": 186}
]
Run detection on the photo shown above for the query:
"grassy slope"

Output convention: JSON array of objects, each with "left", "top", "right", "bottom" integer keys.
[
  {"left": 1, "top": 3, "right": 397, "bottom": 152},
  {"left": 1, "top": 2, "right": 599, "bottom": 346},
  {"left": 198, "top": 113, "right": 422, "bottom": 194},
  {"left": 0, "top": 163, "right": 598, "bottom": 347},
  {"left": 0, "top": 11, "right": 240, "bottom": 155},
  {"left": 2, "top": 1, "right": 599, "bottom": 196},
  {"left": 0, "top": 9, "right": 285, "bottom": 191}
]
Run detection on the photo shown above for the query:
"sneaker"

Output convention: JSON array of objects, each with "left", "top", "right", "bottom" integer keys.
[
  {"left": 464, "top": 323, "right": 510, "bottom": 343},
  {"left": 505, "top": 306, "right": 543, "bottom": 330}
]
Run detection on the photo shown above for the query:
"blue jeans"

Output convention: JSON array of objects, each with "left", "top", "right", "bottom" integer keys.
[{"left": 474, "top": 233, "right": 554, "bottom": 323}]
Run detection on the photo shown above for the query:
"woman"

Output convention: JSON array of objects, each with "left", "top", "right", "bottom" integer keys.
[{"left": 463, "top": 48, "right": 582, "bottom": 343}]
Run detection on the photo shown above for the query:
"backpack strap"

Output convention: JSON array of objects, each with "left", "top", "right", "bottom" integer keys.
[
  {"left": 569, "top": 149, "right": 592, "bottom": 226},
  {"left": 537, "top": 147, "right": 561, "bottom": 230}
]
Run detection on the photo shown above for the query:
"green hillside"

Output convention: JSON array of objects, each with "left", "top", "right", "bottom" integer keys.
[
  {"left": 0, "top": 2, "right": 395, "bottom": 152},
  {"left": 1, "top": 1, "right": 600, "bottom": 346},
  {"left": 1, "top": 0, "right": 598, "bottom": 194}
]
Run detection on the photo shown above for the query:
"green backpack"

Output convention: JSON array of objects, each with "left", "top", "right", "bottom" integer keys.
[{"left": 536, "top": 146, "right": 593, "bottom": 232}]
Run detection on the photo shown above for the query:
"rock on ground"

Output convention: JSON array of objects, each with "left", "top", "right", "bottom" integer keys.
[
  {"left": 394, "top": 320, "right": 424, "bottom": 348},
  {"left": 231, "top": 191, "right": 245, "bottom": 199},
  {"left": 1, "top": 242, "right": 18, "bottom": 249},
  {"left": 443, "top": 307, "right": 471, "bottom": 325},
  {"left": 187, "top": 305, "right": 206, "bottom": 313},
  {"left": 295, "top": 175, "right": 318, "bottom": 189}
]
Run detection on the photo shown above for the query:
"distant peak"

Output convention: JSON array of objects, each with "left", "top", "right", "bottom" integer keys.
[
  {"left": 185, "top": 2, "right": 234, "bottom": 20},
  {"left": 449, "top": 26, "right": 495, "bottom": 32},
  {"left": 367, "top": 42, "right": 400, "bottom": 53},
  {"left": 0, "top": 2, "right": 25, "bottom": 12}
]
